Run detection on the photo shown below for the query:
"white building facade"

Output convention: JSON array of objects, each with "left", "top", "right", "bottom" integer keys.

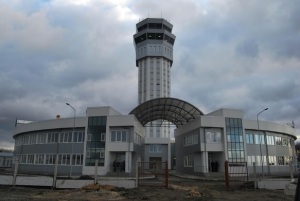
[
  {"left": 13, "top": 107, "right": 145, "bottom": 176},
  {"left": 175, "top": 108, "right": 297, "bottom": 176}
]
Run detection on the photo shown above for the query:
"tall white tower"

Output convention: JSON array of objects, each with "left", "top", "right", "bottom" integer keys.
[{"left": 133, "top": 18, "right": 176, "bottom": 164}]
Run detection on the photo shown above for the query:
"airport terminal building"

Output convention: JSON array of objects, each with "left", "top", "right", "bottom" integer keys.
[
  {"left": 12, "top": 18, "right": 298, "bottom": 177},
  {"left": 12, "top": 99, "right": 297, "bottom": 176}
]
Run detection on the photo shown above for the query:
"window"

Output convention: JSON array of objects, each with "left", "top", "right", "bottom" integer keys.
[
  {"left": 226, "top": 118, "right": 245, "bottom": 162},
  {"left": 24, "top": 135, "right": 29, "bottom": 145},
  {"left": 206, "top": 131, "right": 221, "bottom": 143},
  {"left": 100, "top": 150, "right": 105, "bottom": 158},
  {"left": 59, "top": 132, "right": 72, "bottom": 143},
  {"left": 275, "top": 136, "right": 282, "bottom": 145},
  {"left": 282, "top": 138, "right": 288, "bottom": 146},
  {"left": 285, "top": 156, "right": 292, "bottom": 165},
  {"left": 183, "top": 133, "right": 198, "bottom": 146},
  {"left": 72, "top": 154, "right": 83, "bottom": 165},
  {"left": 73, "top": 132, "right": 78, "bottom": 142},
  {"left": 86, "top": 116, "right": 107, "bottom": 166},
  {"left": 247, "top": 155, "right": 256, "bottom": 165},
  {"left": 87, "top": 134, "right": 92, "bottom": 141},
  {"left": 48, "top": 133, "right": 59, "bottom": 143},
  {"left": 184, "top": 155, "right": 194, "bottom": 167},
  {"left": 246, "top": 133, "right": 254, "bottom": 144},
  {"left": 68, "top": 132, "right": 73, "bottom": 142},
  {"left": 30, "top": 135, "right": 36, "bottom": 144},
  {"left": 35, "top": 154, "right": 44, "bottom": 164},
  {"left": 71, "top": 154, "right": 83, "bottom": 165},
  {"left": 111, "top": 130, "right": 127, "bottom": 142},
  {"left": 254, "top": 134, "right": 265, "bottom": 144},
  {"left": 194, "top": 134, "right": 198, "bottom": 144},
  {"left": 288, "top": 139, "right": 292, "bottom": 147},
  {"left": 277, "top": 156, "right": 284, "bottom": 165},
  {"left": 27, "top": 154, "right": 34, "bottom": 164},
  {"left": 268, "top": 156, "right": 277, "bottom": 165},
  {"left": 21, "top": 155, "right": 27, "bottom": 164},
  {"left": 58, "top": 154, "right": 71, "bottom": 165},
  {"left": 37, "top": 133, "right": 47, "bottom": 144},
  {"left": 134, "top": 133, "right": 142, "bottom": 145},
  {"left": 71, "top": 131, "right": 84, "bottom": 143},
  {"left": 149, "top": 144, "right": 162, "bottom": 153},
  {"left": 101, "top": 133, "right": 106, "bottom": 141},
  {"left": 45, "top": 154, "right": 56, "bottom": 165},
  {"left": 267, "top": 135, "right": 275, "bottom": 145}
]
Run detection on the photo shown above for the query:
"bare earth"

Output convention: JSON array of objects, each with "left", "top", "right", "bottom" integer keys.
[{"left": 0, "top": 176, "right": 294, "bottom": 201}]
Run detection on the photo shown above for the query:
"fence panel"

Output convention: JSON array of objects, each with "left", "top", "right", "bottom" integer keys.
[
  {"left": 138, "top": 161, "right": 168, "bottom": 189},
  {"left": 225, "top": 161, "right": 248, "bottom": 191}
]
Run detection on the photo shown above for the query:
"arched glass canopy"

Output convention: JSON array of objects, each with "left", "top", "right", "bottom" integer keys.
[{"left": 129, "top": 97, "right": 204, "bottom": 127}]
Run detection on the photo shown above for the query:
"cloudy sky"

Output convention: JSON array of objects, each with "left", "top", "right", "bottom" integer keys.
[{"left": 1, "top": 0, "right": 299, "bottom": 149}]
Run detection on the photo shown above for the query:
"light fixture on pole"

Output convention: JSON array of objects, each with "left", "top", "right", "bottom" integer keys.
[
  {"left": 257, "top": 107, "right": 268, "bottom": 177},
  {"left": 66, "top": 103, "right": 76, "bottom": 178}
]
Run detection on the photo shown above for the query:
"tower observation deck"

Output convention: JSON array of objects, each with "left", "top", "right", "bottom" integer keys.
[{"left": 133, "top": 18, "right": 176, "bottom": 104}]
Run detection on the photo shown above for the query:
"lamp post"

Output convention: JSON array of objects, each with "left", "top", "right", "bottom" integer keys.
[
  {"left": 66, "top": 103, "right": 76, "bottom": 178},
  {"left": 257, "top": 108, "right": 268, "bottom": 177}
]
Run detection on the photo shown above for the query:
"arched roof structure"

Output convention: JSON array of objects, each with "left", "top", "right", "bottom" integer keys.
[{"left": 129, "top": 97, "right": 204, "bottom": 127}]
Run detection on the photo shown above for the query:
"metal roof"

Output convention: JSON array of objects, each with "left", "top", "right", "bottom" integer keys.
[{"left": 129, "top": 97, "right": 204, "bottom": 127}]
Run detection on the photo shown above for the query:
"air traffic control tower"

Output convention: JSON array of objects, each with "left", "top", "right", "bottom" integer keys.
[{"left": 133, "top": 18, "right": 176, "bottom": 165}]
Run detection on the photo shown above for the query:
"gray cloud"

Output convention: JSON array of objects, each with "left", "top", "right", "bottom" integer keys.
[{"left": 0, "top": 0, "right": 299, "bottom": 149}]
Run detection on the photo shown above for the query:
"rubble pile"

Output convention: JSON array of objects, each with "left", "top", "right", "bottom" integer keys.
[
  {"left": 188, "top": 189, "right": 202, "bottom": 197},
  {"left": 82, "top": 184, "right": 115, "bottom": 191}
]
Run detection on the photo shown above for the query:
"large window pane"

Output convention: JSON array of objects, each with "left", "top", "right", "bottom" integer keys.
[
  {"left": 122, "top": 131, "right": 127, "bottom": 142},
  {"left": 117, "top": 131, "right": 121, "bottom": 141},
  {"left": 111, "top": 131, "right": 116, "bottom": 141}
]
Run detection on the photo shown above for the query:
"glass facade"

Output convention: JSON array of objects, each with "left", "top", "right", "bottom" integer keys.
[
  {"left": 225, "top": 118, "right": 245, "bottom": 162},
  {"left": 85, "top": 116, "right": 107, "bottom": 166}
]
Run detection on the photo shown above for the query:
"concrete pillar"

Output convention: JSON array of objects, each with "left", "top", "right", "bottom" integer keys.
[
  {"left": 201, "top": 152, "right": 208, "bottom": 172},
  {"left": 126, "top": 152, "right": 132, "bottom": 172}
]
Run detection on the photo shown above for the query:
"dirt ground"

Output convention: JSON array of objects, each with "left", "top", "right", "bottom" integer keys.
[{"left": 0, "top": 176, "right": 294, "bottom": 201}]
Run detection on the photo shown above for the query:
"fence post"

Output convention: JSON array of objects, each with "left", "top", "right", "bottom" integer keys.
[
  {"left": 225, "top": 160, "right": 229, "bottom": 191},
  {"left": 53, "top": 155, "right": 58, "bottom": 188},
  {"left": 253, "top": 162, "right": 257, "bottom": 188},
  {"left": 289, "top": 163, "right": 294, "bottom": 182},
  {"left": 94, "top": 160, "right": 98, "bottom": 184},
  {"left": 12, "top": 160, "right": 19, "bottom": 186},
  {"left": 165, "top": 160, "right": 168, "bottom": 189},
  {"left": 135, "top": 160, "right": 139, "bottom": 188}
]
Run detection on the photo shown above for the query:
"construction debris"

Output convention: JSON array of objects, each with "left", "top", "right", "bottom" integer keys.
[{"left": 81, "top": 184, "right": 115, "bottom": 191}]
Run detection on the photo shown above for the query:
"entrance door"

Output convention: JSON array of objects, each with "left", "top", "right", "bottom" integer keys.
[
  {"left": 149, "top": 157, "right": 162, "bottom": 169},
  {"left": 116, "top": 153, "right": 125, "bottom": 161},
  {"left": 115, "top": 153, "right": 125, "bottom": 172}
]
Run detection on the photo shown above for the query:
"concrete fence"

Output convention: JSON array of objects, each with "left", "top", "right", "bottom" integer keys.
[{"left": 0, "top": 175, "right": 136, "bottom": 189}]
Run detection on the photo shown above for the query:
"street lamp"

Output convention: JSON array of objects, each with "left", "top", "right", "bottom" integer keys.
[
  {"left": 66, "top": 103, "right": 76, "bottom": 178},
  {"left": 257, "top": 108, "right": 268, "bottom": 177}
]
